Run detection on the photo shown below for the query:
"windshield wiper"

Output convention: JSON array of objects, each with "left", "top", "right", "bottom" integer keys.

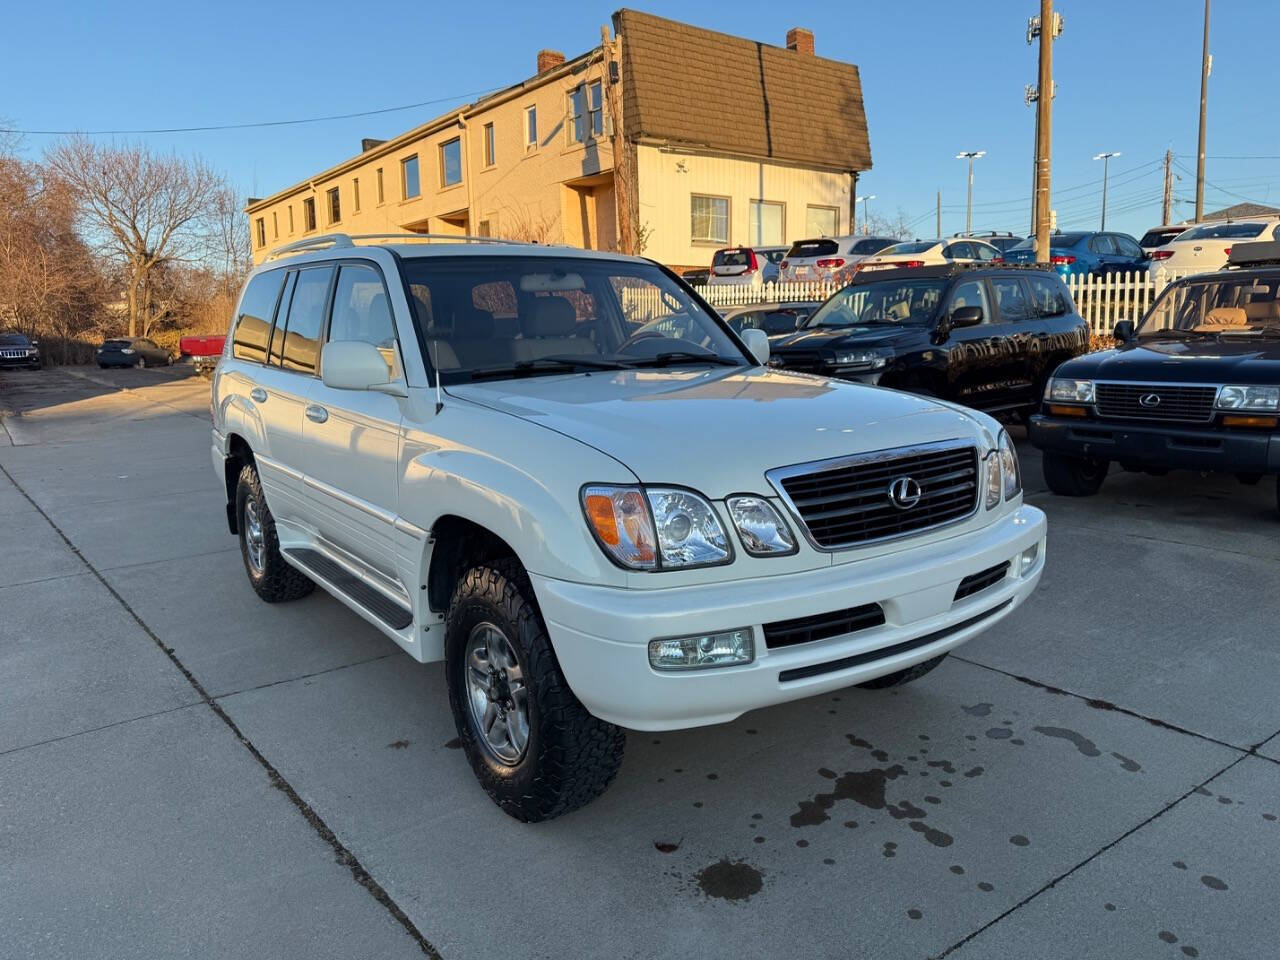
[
  {"left": 629, "top": 350, "right": 742, "bottom": 368},
  {"left": 468, "top": 356, "right": 633, "bottom": 381},
  {"left": 1138, "top": 329, "right": 1219, "bottom": 340}
]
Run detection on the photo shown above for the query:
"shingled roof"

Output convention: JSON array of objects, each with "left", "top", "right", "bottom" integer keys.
[
  {"left": 1203, "top": 202, "right": 1280, "bottom": 221},
  {"left": 613, "top": 9, "right": 871, "bottom": 173}
]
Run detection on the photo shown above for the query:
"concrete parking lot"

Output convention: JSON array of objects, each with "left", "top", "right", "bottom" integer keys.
[{"left": 2, "top": 365, "right": 1277, "bottom": 960}]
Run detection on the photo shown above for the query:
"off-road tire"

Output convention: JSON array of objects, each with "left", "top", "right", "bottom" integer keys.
[
  {"left": 235, "top": 463, "right": 314, "bottom": 603},
  {"left": 446, "top": 558, "right": 625, "bottom": 821},
  {"left": 1043, "top": 450, "right": 1108, "bottom": 497},
  {"left": 857, "top": 654, "right": 948, "bottom": 689}
]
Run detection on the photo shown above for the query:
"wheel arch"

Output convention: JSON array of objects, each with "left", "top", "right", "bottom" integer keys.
[{"left": 223, "top": 432, "right": 255, "bottom": 533}]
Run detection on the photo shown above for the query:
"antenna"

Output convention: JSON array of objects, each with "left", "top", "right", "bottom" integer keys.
[{"left": 432, "top": 341, "right": 444, "bottom": 415}]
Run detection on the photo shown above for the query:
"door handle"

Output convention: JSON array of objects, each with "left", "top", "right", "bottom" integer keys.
[
  {"left": 305, "top": 404, "right": 329, "bottom": 424},
  {"left": 249, "top": 387, "right": 267, "bottom": 403}
]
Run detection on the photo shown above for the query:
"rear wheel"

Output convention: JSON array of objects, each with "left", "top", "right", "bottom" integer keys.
[
  {"left": 858, "top": 654, "right": 947, "bottom": 689},
  {"left": 235, "top": 463, "right": 314, "bottom": 603},
  {"left": 446, "top": 558, "right": 625, "bottom": 821},
  {"left": 135, "top": 356, "right": 145, "bottom": 369},
  {"left": 1043, "top": 450, "right": 1108, "bottom": 497}
]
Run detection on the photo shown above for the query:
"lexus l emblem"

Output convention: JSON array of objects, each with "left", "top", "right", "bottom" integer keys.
[
  {"left": 888, "top": 476, "right": 923, "bottom": 510},
  {"left": 1139, "top": 393, "right": 1161, "bottom": 408}
]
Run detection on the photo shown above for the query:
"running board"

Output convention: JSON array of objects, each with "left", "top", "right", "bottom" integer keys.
[{"left": 285, "top": 547, "right": 414, "bottom": 630}]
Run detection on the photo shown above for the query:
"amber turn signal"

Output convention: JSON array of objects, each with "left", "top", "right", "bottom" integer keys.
[
  {"left": 1048, "top": 404, "right": 1088, "bottom": 417},
  {"left": 1222, "top": 415, "right": 1279, "bottom": 428}
]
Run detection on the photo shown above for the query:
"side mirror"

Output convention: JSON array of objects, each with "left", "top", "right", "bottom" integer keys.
[
  {"left": 950, "top": 305, "right": 984, "bottom": 328},
  {"left": 321, "top": 341, "right": 406, "bottom": 396},
  {"left": 741, "top": 328, "right": 770, "bottom": 365},
  {"left": 1112, "top": 320, "right": 1135, "bottom": 343}
]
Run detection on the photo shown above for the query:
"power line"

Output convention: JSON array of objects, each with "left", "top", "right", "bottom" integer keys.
[
  {"left": 1174, "top": 159, "right": 1276, "bottom": 206},
  {"left": 0, "top": 87, "right": 507, "bottom": 136}
]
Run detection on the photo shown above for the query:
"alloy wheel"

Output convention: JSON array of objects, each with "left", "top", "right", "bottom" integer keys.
[
  {"left": 243, "top": 497, "right": 265, "bottom": 574},
  {"left": 464, "top": 622, "right": 531, "bottom": 765}
]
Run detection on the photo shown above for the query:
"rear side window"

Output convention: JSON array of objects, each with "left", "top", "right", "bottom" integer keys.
[
  {"left": 1027, "top": 275, "right": 1070, "bottom": 317},
  {"left": 786, "top": 239, "right": 839, "bottom": 259},
  {"left": 231, "top": 270, "right": 285, "bottom": 363},
  {"left": 280, "top": 266, "right": 334, "bottom": 373},
  {"left": 992, "top": 277, "right": 1033, "bottom": 321},
  {"left": 1089, "top": 235, "right": 1118, "bottom": 255}
]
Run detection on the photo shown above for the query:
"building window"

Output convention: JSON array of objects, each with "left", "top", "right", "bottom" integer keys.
[
  {"left": 376, "top": 168, "right": 384, "bottom": 204},
  {"left": 303, "top": 197, "right": 317, "bottom": 232},
  {"left": 353, "top": 178, "right": 361, "bottom": 212},
  {"left": 440, "top": 137, "right": 462, "bottom": 187},
  {"left": 271, "top": 211, "right": 278, "bottom": 239},
  {"left": 477, "top": 219, "right": 492, "bottom": 238},
  {"left": 691, "top": 194, "right": 729, "bottom": 245},
  {"left": 288, "top": 205, "right": 295, "bottom": 234},
  {"left": 524, "top": 106, "right": 537, "bottom": 149},
  {"left": 254, "top": 217, "right": 266, "bottom": 248},
  {"left": 805, "top": 205, "right": 839, "bottom": 238},
  {"left": 402, "top": 155, "right": 420, "bottom": 199},
  {"left": 483, "top": 123, "right": 496, "bottom": 167},
  {"left": 568, "top": 81, "right": 604, "bottom": 143},
  {"left": 326, "top": 187, "right": 341, "bottom": 225},
  {"left": 749, "top": 200, "right": 784, "bottom": 246}
]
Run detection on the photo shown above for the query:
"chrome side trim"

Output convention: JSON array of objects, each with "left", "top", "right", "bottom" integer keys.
[
  {"left": 302, "top": 473, "right": 397, "bottom": 526},
  {"left": 766, "top": 438, "right": 982, "bottom": 553},
  {"left": 254, "top": 453, "right": 303, "bottom": 482}
]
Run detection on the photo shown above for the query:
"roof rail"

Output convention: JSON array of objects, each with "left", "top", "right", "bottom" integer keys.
[{"left": 264, "top": 231, "right": 520, "bottom": 262}]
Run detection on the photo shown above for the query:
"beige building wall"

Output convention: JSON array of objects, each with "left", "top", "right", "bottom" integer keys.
[
  {"left": 247, "top": 54, "right": 616, "bottom": 264},
  {"left": 634, "top": 144, "right": 852, "bottom": 269}
]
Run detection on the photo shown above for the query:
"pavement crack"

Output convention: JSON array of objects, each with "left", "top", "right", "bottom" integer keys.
[
  {"left": 930, "top": 753, "right": 1254, "bottom": 959},
  {"left": 0, "top": 458, "right": 442, "bottom": 959},
  {"left": 213, "top": 653, "right": 395, "bottom": 700},
  {"left": 0, "top": 702, "right": 204, "bottom": 758}
]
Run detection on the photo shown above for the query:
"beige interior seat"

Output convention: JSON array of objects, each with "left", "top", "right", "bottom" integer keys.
[
  {"left": 1243, "top": 299, "right": 1280, "bottom": 321},
  {"left": 1194, "top": 306, "right": 1248, "bottom": 331},
  {"left": 512, "top": 298, "right": 596, "bottom": 362}
]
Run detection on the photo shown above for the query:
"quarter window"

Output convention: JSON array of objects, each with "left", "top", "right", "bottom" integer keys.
[
  {"left": 440, "top": 137, "right": 462, "bottom": 187},
  {"left": 691, "top": 195, "right": 729, "bottom": 245},
  {"left": 280, "top": 266, "right": 334, "bottom": 373},
  {"left": 402, "top": 155, "right": 421, "bottom": 199},
  {"left": 329, "top": 264, "right": 400, "bottom": 380},
  {"left": 991, "top": 277, "right": 1033, "bottom": 321},
  {"left": 748, "top": 201, "right": 784, "bottom": 246},
  {"left": 1027, "top": 275, "right": 1070, "bottom": 316},
  {"left": 231, "top": 270, "right": 285, "bottom": 363}
]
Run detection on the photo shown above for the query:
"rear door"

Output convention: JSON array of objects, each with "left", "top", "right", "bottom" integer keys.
[
  {"left": 1088, "top": 234, "right": 1119, "bottom": 274},
  {"left": 984, "top": 275, "right": 1037, "bottom": 407},
  {"left": 300, "top": 260, "right": 406, "bottom": 578},
  {"left": 941, "top": 278, "right": 1006, "bottom": 407}
]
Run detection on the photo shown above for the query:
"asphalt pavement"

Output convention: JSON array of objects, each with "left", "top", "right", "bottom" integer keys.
[{"left": 2, "top": 365, "right": 1276, "bottom": 960}]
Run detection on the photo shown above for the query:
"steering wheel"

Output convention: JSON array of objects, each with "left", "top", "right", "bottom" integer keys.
[{"left": 616, "top": 330, "right": 668, "bottom": 353}]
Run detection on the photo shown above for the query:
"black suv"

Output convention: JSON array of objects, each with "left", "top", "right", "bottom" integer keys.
[
  {"left": 0, "top": 332, "right": 42, "bottom": 370},
  {"left": 1029, "top": 242, "right": 1280, "bottom": 512},
  {"left": 768, "top": 264, "right": 1089, "bottom": 416}
]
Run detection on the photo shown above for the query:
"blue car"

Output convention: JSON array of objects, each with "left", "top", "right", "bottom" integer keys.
[{"left": 1002, "top": 231, "right": 1149, "bottom": 278}]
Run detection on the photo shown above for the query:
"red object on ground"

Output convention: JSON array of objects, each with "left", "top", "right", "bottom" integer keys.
[{"left": 180, "top": 334, "right": 226, "bottom": 358}]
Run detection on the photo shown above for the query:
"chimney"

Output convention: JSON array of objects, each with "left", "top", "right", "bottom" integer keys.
[
  {"left": 537, "top": 49, "right": 566, "bottom": 75},
  {"left": 786, "top": 27, "right": 814, "bottom": 56},
  {"left": 361, "top": 138, "right": 386, "bottom": 152}
]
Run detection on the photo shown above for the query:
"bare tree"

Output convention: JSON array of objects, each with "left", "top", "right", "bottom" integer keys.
[{"left": 47, "top": 137, "right": 227, "bottom": 336}]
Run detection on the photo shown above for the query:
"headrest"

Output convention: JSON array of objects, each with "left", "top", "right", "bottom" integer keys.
[
  {"left": 1203, "top": 307, "right": 1247, "bottom": 327},
  {"left": 453, "top": 307, "right": 495, "bottom": 339},
  {"left": 526, "top": 297, "right": 576, "bottom": 337},
  {"left": 1244, "top": 299, "right": 1280, "bottom": 320}
]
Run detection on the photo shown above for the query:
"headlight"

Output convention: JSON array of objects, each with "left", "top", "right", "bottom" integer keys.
[
  {"left": 121, "top": 347, "right": 135, "bottom": 355},
  {"left": 648, "top": 629, "right": 754, "bottom": 670},
  {"left": 984, "top": 451, "right": 1001, "bottom": 509},
  {"left": 998, "top": 430, "right": 1021, "bottom": 500},
  {"left": 581, "top": 485, "right": 731, "bottom": 570},
  {"left": 1047, "top": 378, "right": 1094, "bottom": 403},
  {"left": 725, "top": 495, "right": 797, "bottom": 556},
  {"left": 1216, "top": 385, "right": 1280, "bottom": 412},
  {"left": 833, "top": 349, "right": 890, "bottom": 370}
]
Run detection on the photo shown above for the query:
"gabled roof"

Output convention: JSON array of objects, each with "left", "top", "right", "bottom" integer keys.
[
  {"left": 614, "top": 9, "right": 871, "bottom": 173},
  {"left": 1202, "top": 202, "right": 1280, "bottom": 221}
]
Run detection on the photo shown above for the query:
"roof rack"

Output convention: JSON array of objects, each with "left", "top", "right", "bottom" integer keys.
[
  {"left": 1225, "top": 240, "right": 1280, "bottom": 269},
  {"left": 264, "top": 232, "right": 520, "bottom": 261}
]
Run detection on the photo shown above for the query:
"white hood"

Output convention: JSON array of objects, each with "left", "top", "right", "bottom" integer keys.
[{"left": 449, "top": 368, "right": 992, "bottom": 499}]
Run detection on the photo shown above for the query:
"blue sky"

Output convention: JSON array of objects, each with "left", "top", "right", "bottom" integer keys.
[{"left": 4, "top": 1, "right": 1278, "bottom": 241}]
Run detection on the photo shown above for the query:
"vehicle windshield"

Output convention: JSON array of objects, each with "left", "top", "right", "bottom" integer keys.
[
  {"left": 878, "top": 241, "right": 937, "bottom": 256},
  {"left": 1139, "top": 274, "right": 1280, "bottom": 338},
  {"left": 1140, "top": 228, "right": 1187, "bottom": 247},
  {"left": 0, "top": 333, "right": 30, "bottom": 346},
  {"left": 786, "top": 239, "right": 839, "bottom": 259},
  {"left": 400, "top": 256, "right": 748, "bottom": 383},
  {"left": 805, "top": 279, "right": 946, "bottom": 328},
  {"left": 1176, "top": 221, "right": 1270, "bottom": 241}
]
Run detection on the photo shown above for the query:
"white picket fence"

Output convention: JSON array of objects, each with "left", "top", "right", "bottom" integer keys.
[{"left": 689, "top": 268, "right": 1199, "bottom": 336}]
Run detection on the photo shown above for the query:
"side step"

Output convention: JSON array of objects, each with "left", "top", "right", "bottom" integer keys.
[{"left": 286, "top": 547, "right": 413, "bottom": 630}]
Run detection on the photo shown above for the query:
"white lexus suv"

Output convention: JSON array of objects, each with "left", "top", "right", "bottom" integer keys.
[{"left": 210, "top": 234, "right": 1046, "bottom": 820}]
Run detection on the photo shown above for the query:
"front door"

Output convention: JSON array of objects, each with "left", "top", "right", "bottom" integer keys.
[
  {"left": 943, "top": 277, "right": 1009, "bottom": 409},
  {"left": 300, "top": 261, "right": 406, "bottom": 581}
]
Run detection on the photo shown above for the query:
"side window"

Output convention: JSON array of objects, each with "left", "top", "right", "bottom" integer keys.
[
  {"left": 1114, "top": 235, "right": 1143, "bottom": 258},
  {"left": 280, "top": 266, "right": 334, "bottom": 374},
  {"left": 991, "top": 277, "right": 1033, "bottom": 321},
  {"left": 231, "top": 270, "right": 285, "bottom": 363},
  {"left": 947, "top": 280, "right": 992, "bottom": 324},
  {"left": 973, "top": 243, "right": 999, "bottom": 261},
  {"left": 329, "top": 264, "right": 401, "bottom": 380},
  {"left": 1089, "top": 234, "right": 1117, "bottom": 255},
  {"left": 268, "top": 272, "right": 297, "bottom": 365},
  {"left": 1027, "top": 275, "right": 1069, "bottom": 317}
]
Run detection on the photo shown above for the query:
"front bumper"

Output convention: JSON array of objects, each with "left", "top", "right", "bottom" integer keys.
[
  {"left": 1029, "top": 414, "right": 1280, "bottom": 474},
  {"left": 533, "top": 504, "right": 1046, "bottom": 730},
  {"left": 0, "top": 355, "right": 40, "bottom": 368}
]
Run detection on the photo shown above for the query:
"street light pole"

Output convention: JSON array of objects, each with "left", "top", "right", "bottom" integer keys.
[
  {"left": 1093, "top": 151, "right": 1120, "bottom": 230},
  {"left": 855, "top": 194, "right": 876, "bottom": 234},
  {"left": 956, "top": 151, "right": 984, "bottom": 235}
]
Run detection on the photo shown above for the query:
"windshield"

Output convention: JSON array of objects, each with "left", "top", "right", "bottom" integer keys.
[
  {"left": 878, "top": 241, "right": 936, "bottom": 256},
  {"left": 1139, "top": 274, "right": 1280, "bottom": 338},
  {"left": 1177, "top": 222, "right": 1270, "bottom": 241},
  {"left": 805, "top": 279, "right": 946, "bottom": 328},
  {"left": 786, "top": 239, "right": 839, "bottom": 259},
  {"left": 1140, "top": 228, "right": 1187, "bottom": 247},
  {"left": 400, "top": 256, "right": 748, "bottom": 383},
  {"left": 0, "top": 334, "right": 30, "bottom": 346}
]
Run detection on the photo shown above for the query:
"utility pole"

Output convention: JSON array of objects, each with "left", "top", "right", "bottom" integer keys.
[
  {"left": 601, "top": 24, "right": 634, "bottom": 254},
  {"left": 1031, "top": 1, "right": 1060, "bottom": 262},
  {"left": 855, "top": 194, "right": 876, "bottom": 234},
  {"left": 1194, "top": 0, "right": 1210, "bottom": 222},
  {"left": 1093, "top": 151, "right": 1120, "bottom": 230},
  {"left": 1161, "top": 149, "right": 1174, "bottom": 225},
  {"left": 956, "top": 151, "right": 985, "bottom": 235},
  {"left": 936, "top": 191, "right": 942, "bottom": 238}
]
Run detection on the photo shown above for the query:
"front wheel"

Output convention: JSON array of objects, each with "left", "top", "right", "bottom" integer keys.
[
  {"left": 1043, "top": 450, "right": 1108, "bottom": 497},
  {"left": 446, "top": 558, "right": 625, "bottom": 821}
]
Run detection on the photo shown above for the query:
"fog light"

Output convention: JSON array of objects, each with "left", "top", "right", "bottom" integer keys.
[
  {"left": 1020, "top": 543, "right": 1040, "bottom": 576},
  {"left": 648, "top": 629, "right": 754, "bottom": 671}
]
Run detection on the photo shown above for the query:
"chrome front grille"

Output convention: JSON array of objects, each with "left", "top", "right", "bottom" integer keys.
[
  {"left": 768, "top": 441, "right": 980, "bottom": 550},
  {"left": 0, "top": 349, "right": 28, "bottom": 359},
  {"left": 1094, "top": 382, "right": 1217, "bottom": 422}
]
